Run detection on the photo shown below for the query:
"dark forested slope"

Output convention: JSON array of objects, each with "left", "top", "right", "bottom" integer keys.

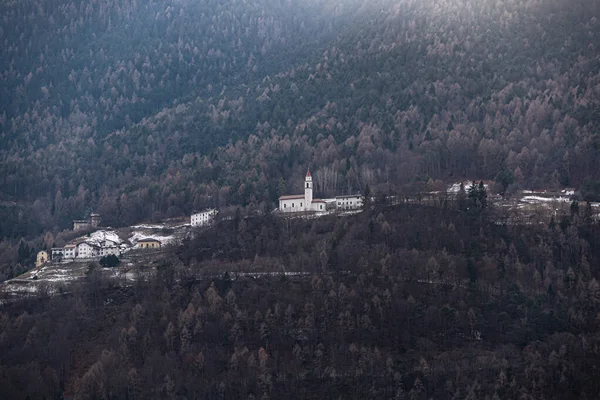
[
  {"left": 1, "top": 0, "right": 600, "bottom": 235},
  {"left": 2, "top": 203, "right": 600, "bottom": 399}
]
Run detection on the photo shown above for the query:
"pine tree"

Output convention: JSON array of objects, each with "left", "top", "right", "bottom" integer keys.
[{"left": 477, "top": 181, "right": 487, "bottom": 208}]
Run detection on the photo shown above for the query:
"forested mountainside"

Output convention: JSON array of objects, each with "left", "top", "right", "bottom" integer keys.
[
  {"left": 2, "top": 204, "right": 600, "bottom": 398},
  {"left": 1, "top": 0, "right": 600, "bottom": 239}
]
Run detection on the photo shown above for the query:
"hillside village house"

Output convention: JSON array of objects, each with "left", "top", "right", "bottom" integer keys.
[
  {"left": 191, "top": 209, "right": 218, "bottom": 227},
  {"left": 76, "top": 242, "right": 97, "bottom": 258},
  {"left": 51, "top": 248, "right": 64, "bottom": 260},
  {"left": 137, "top": 238, "right": 161, "bottom": 249},
  {"left": 98, "top": 240, "right": 120, "bottom": 256},
  {"left": 36, "top": 251, "right": 48, "bottom": 267},
  {"left": 63, "top": 244, "right": 77, "bottom": 259},
  {"left": 336, "top": 194, "right": 364, "bottom": 210}
]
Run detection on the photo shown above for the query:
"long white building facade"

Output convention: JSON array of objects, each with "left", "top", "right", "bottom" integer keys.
[
  {"left": 52, "top": 238, "right": 121, "bottom": 261},
  {"left": 336, "top": 194, "right": 363, "bottom": 210},
  {"left": 191, "top": 208, "right": 218, "bottom": 227}
]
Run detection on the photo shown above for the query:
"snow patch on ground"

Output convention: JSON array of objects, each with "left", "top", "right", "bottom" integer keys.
[
  {"left": 131, "top": 224, "right": 168, "bottom": 229},
  {"left": 337, "top": 210, "right": 362, "bottom": 216},
  {"left": 132, "top": 222, "right": 190, "bottom": 229},
  {"left": 171, "top": 223, "right": 191, "bottom": 228},
  {"left": 447, "top": 182, "right": 488, "bottom": 193},
  {"left": 76, "top": 229, "right": 123, "bottom": 246},
  {"left": 129, "top": 231, "right": 176, "bottom": 246},
  {"left": 521, "top": 196, "right": 571, "bottom": 204}
]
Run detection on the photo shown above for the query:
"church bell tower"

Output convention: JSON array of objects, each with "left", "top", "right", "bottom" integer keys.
[{"left": 304, "top": 168, "right": 313, "bottom": 210}]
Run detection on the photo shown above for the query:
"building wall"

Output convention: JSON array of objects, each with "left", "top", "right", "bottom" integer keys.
[
  {"left": 73, "top": 221, "right": 91, "bottom": 231},
  {"left": 279, "top": 198, "right": 305, "bottom": 212},
  {"left": 311, "top": 202, "right": 325, "bottom": 211},
  {"left": 305, "top": 175, "right": 313, "bottom": 205},
  {"left": 63, "top": 247, "right": 77, "bottom": 259},
  {"left": 36, "top": 251, "right": 48, "bottom": 267},
  {"left": 336, "top": 196, "right": 363, "bottom": 210},
  {"left": 76, "top": 243, "right": 98, "bottom": 258},
  {"left": 100, "top": 247, "right": 119, "bottom": 256},
  {"left": 279, "top": 198, "right": 326, "bottom": 212},
  {"left": 90, "top": 214, "right": 101, "bottom": 227},
  {"left": 51, "top": 248, "right": 64, "bottom": 260},
  {"left": 138, "top": 241, "right": 160, "bottom": 249},
  {"left": 191, "top": 209, "right": 217, "bottom": 227}
]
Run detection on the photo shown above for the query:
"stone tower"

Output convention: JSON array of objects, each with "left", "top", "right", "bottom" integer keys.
[
  {"left": 304, "top": 168, "right": 313, "bottom": 211},
  {"left": 90, "top": 213, "right": 101, "bottom": 228}
]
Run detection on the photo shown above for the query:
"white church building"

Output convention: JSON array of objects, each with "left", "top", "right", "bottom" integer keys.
[{"left": 278, "top": 169, "right": 326, "bottom": 213}]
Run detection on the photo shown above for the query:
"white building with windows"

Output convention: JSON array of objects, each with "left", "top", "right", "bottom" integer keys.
[
  {"left": 51, "top": 235, "right": 122, "bottom": 262},
  {"left": 278, "top": 169, "right": 327, "bottom": 213},
  {"left": 191, "top": 208, "right": 218, "bottom": 227},
  {"left": 336, "top": 194, "right": 364, "bottom": 210},
  {"left": 63, "top": 244, "right": 77, "bottom": 259},
  {"left": 51, "top": 248, "right": 65, "bottom": 260},
  {"left": 76, "top": 242, "right": 99, "bottom": 259},
  {"left": 98, "top": 239, "right": 120, "bottom": 257}
]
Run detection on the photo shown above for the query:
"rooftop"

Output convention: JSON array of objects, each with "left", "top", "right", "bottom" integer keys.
[
  {"left": 279, "top": 194, "right": 305, "bottom": 200},
  {"left": 192, "top": 209, "right": 217, "bottom": 215},
  {"left": 77, "top": 242, "right": 99, "bottom": 248}
]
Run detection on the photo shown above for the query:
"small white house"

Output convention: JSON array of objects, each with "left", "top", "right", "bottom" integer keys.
[
  {"left": 191, "top": 209, "right": 218, "bottom": 227},
  {"left": 336, "top": 194, "right": 364, "bottom": 210},
  {"left": 51, "top": 248, "right": 65, "bottom": 260},
  {"left": 63, "top": 244, "right": 77, "bottom": 259},
  {"left": 561, "top": 188, "right": 576, "bottom": 196},
  {"left": 99, "top": 241, "right": 120, "bottom": 257}
]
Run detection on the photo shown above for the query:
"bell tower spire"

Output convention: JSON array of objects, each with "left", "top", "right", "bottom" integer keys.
[{"left": 304, "top": 168, "right": 313, "bottom": 210}]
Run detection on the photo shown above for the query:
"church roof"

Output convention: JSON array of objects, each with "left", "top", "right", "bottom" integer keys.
[
  {"left": 306, "top": 168, "right": 311, "bottom": 178},
  {"left": 312, "top": 199, "right": 326, "bottom": 203},
  {"left": 279, "top": 194, "right": 305, "bottom": 200}
]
